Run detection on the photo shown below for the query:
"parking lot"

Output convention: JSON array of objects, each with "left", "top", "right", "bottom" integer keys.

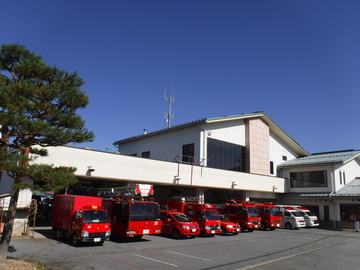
[{"left": 9, "top": 227, "right": 360, "bottom": 270}]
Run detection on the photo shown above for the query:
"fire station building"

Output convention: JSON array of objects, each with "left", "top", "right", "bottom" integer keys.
[{"left": 1, "top": 111, "right": 360, "bottom": 232}]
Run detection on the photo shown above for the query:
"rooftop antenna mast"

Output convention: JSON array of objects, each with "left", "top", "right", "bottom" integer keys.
[{"left": 164, "top": 83, "right": 175, "bottom": 128}]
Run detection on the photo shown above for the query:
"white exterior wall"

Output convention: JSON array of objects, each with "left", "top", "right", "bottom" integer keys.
[
  {"left": 333, "top": 159, "right": 360, "bottom": 191},
  {"left": 0, "top": 174, "right": 33, "bottom": 208},
  {"left": 269, "top": 131, "right": 299, "bottom": 176},
  {"left": 118, "top": 126, "right": 201, "bottom": 163},
  {"left": 281, "top": 165, "right": 333, "bottom": 193},
  {"left": 203, "top": 120, "right": 246, "bottom": 146},
  {"left": 33, "top": 146, "right": 285, "bottom": 194}
]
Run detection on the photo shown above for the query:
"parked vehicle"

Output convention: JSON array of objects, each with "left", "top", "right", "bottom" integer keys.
[
  {"left": 277, "top": 206, "right": 306, "bottom": 229},
  {"left": 218, "top": 214, "right": 241, "bottom": 235},
  {"left": 101, "top": 185, "right": 162, "bottom": 239},
  {"left": 52, "top": 195, "right": 111, "bottom": 246},
  {"left": 294, "top": 206, "right": 319, "bottom": 227},
  {"left": 160, "top": 210, "right": 200, "bottom": 239},
  {"left": 162, "top": 199, "right": 222, "bottom": 236},
  {"left": 256, "top": 203, "right": 282, "bottom": 230},
  {"left": 217, "top": 200, "right": 261, "bottom": 232}
]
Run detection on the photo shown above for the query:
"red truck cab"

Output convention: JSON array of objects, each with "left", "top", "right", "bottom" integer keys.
[
  {"left": 218, "top": 201, "right": 261, "bottom": 232},
  {"left": 160, "top": 210, "right": 200, "bottom": 239},
  {"left": 52, "top": 195, "right": 111, "bottom": 246},
  {"left": 256, "top": 203, "right": 282, "bottom": 230},
  {"left": 218, "top": 214, "right": 241, "bottom": 235},
  {"left": 162, "top": 200, "right": 222, "bottom": 236}
]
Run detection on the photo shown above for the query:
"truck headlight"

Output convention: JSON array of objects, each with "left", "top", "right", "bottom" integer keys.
[
  {"left": 205, "top": 226, "right": 210, "bottom": 230},
  {"left": 105, "top": 230, "right": 111, "bottom": 237},
  {"left": 81, "top": 230, "right": 89, "bottom": 238},
  {"left": 182, "top": 225, "right": 190, "bottom": 229},
  {"left": 227, "top": 225, "right": 233, "bottom": 228}
]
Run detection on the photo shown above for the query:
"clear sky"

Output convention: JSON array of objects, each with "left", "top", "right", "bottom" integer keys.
[{"left": 2, "top": 1, "right": 360, "bottom": 154}]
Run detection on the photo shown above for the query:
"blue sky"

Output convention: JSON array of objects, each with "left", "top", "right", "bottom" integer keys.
[{"left": 2, "top": 1, "right": 360, "bottom": 154}]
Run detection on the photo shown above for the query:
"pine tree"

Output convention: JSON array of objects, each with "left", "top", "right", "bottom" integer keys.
[{"left": 0, "top": 44, "right": 94, "bottom": 263}]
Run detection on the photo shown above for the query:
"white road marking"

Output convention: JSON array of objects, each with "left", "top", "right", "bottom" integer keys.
[
  {"left": 133, "top": 254, "right": 178, "bottom": 267},
  {"left": 236, "top": 238, "right": 354, "bottom": 270},
  {"left": 166, "top": 250, "right": 211, "bottom": 261}
]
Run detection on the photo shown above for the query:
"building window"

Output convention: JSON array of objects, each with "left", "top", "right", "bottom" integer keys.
[
  {"left": 207, "top": 138, "right": 246, "bottom": 172},
  {"left": 290, "top": 171, "right": 327, "bottom": 188},
  {"left": 182, "top": 143, "right": 194, "bottom": 163},
  {"left": 339, "top": 170, "right": 342, "bottom": 185},
  {"left": 343, "top": 171, "right": 346, "bottom": 185},
  {"left": 282, "top": 155, "right": 287, "bottom": 161},
  {"left": 270, "top": 161, "right": 274, "bottom": 175},
  {"left": 142, "top": 151, "right": 150, "bottom": 158}
]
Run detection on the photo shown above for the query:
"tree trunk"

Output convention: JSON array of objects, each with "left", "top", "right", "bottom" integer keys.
[{"left": 0, "top": 188, "right": 20, "bottom": 264}]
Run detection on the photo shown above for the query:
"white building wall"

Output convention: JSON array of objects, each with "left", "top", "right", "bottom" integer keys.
[
  {"left": 333, "top": 159, "right": 360, "bottom": 191},
  {"left": 203, "top": 120, "right": 246, "bottom": 146},
  {"left": 33, "top": 146, "right": 285, "bottom": 194},
  {"left": 269, "top": 131, "right": 299, "bottom": 176},
  {"left": 281, "top": 165, "right": 333, "bottom": 193},
  {"left": 117, "top": 126, "right": 201, "bottom": 163}
]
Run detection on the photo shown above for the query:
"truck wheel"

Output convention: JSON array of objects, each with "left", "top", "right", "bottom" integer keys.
[
  {"left": 247, "top": 229, "right": 254, "bottom": 232},
  {"left": 285, "top": 223, "right": 292, "bottom": 230},
  {"left": 71, "top": 233, "right": 79, "bottom": 246},
  {"left": 172, "top": 229, "right": 181, "bottom": 240},
  {"left": 55, "top": 229, "right": 62, "bottom": 240},
  {"left": 232, "top": 232, "right": 239, "bottom": 236},
  {"left": 260, "top": 223, "right": 267, "bottom": 231},
  {"left": 96, "top": 241, "right": 104, "bottom": 246},
  {"left": 133, "top": 234, "right": 143, "bottom": 239},
  {"left": 269, "top": 227, "right": 276, "bottom": 231},
  {"left": 221, "top": 227, "right": 227, "bottom": 236}
]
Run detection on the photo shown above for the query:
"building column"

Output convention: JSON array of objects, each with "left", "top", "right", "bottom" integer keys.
[{"left": 195, "top": 187, "right": 205, "bottom": 204}]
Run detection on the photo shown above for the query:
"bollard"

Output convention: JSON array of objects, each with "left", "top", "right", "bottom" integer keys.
[{"left": 355, "top": 221, "right": 359, "bottom": 232}]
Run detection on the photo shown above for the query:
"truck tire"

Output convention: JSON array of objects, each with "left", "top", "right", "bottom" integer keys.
[
  {"left": 172, "top": 229, "right": 181, "bottom": 239},
  {"left": 55, "top": 229, "right": 62, "bottom": 240},
  {"left": 247, "top": 229, "right": 254, "bottom": 232},
  {"left": 96, "top": 241, "right": 104, "bottom": 246},
  {"left": 221, "top": 227, "right": 227, "bottom": 236},
  {"left": 133, "top": 234, "right": 143, "bottom": 239},
  {"left": 71, "top": 233, "right": 79, "bottom": 246},
  {"left": 260, "top": 223, "right": 267, "bottom": 231},
  {"left": 285, "top": 223, "right": 292, "bottom": 230}
]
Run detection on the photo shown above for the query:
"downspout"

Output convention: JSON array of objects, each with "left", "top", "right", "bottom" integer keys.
[
  {"left": 329, "top": 165, "right": 336, "bottom": 229},
  {"left": 197, "top": 124, "right": 207, "bottom": 166}
]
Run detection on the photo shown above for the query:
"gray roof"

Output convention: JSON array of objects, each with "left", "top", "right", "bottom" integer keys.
[
  {"left": 278, "top": 149, "right": 360, "bottom": 168},
  {"left": 332, "top": 178, "right": 360, "bottom": 197}
]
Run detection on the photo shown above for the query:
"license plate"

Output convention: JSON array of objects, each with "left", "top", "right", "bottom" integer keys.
[
  {"left": 236, "top": 229, "right": 240, "bottom": 231},
  {"left": 254, "top": 225, "right": 258, "bottom": 228},
  {"left": 191, "top": 229, "right": 197, "bottom": 232},
  {"left": 211, "top": 230, "right": 215, "bottom": 234},
  {"left": 94, "top": 238, "right": 101, "bottom": 242},
  {"left": 143, "top": 229, "right": 150, "bottom": 234}
]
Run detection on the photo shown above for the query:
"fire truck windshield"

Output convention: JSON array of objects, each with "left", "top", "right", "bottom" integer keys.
[
  {"left": 204, "top": 211, "right": 220, "bottom": 220},
  {"left": 270, "top": 207, "right": 282, "bottom": 216},
  {"left": 84, "top": 210, "right": 110, "bottom": 224},
  {"left": 130, "top": 203, "right": 161, "bottom": 221},
  {"left": 247, "top": 207, "right": 260, "bottom": 217}
]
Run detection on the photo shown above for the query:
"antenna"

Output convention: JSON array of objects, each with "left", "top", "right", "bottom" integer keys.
[{"left": 164, "top": 83, "right": 175, "bottom": 128}]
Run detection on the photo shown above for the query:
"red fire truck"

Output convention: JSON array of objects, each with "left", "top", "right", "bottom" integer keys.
[
  {"left": 162, "top": 198, "right": 222, "bottom": 236},
  {"left": 99, "top": 184, "right": 162, "bottom": 239},
  {"left": 217, "top": 200, "right": 261, "bottom": 232},
  {"left": 52, "top": 195, "right": 111, "bottom": 246},
  {"left": 256, "top": 202, "right": 282, "bottom": 230}
]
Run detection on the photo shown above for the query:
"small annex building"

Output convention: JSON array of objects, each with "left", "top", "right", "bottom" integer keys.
[{"left": 278, "top": 150, "right": 360, "bottom": 229}]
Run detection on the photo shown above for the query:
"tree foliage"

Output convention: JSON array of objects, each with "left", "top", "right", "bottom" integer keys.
[{"left": 0, "top": 43, "right": 94, "bottom": 263}]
